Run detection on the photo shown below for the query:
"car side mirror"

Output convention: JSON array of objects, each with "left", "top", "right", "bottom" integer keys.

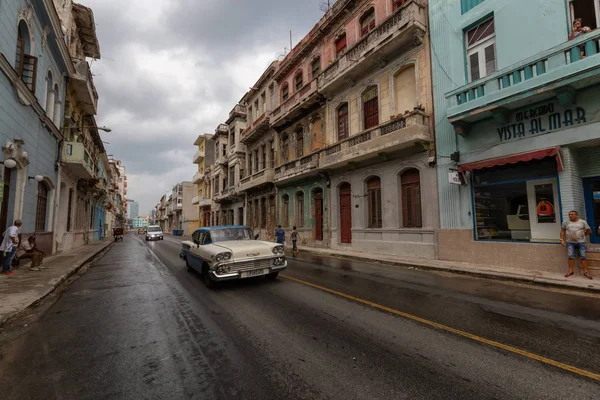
[{"left": 254, "top": 234, "right": 260, "bottom": 240}]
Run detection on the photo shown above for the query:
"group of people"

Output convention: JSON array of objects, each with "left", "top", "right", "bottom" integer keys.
[
  {"left": 0, "top": 220, "right": 46, "bottom": 276},
  {"left": 274, "top": 225, "right": 300, "bottom": 257}
]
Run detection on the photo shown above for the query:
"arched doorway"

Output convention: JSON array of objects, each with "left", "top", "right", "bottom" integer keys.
[
  {"left": 339, "top": 182, "right": 352, "bottom": 244},
  {"left": 313, "top": 188, "right": 324, "bottom": 241}
]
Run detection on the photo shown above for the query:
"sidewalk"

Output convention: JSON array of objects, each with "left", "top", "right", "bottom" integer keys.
[
  {"left": 293, "top": 245, "right": 600, "bottom": 293},
  {"left": 0, "top": 239, "right": 113, "bottom": 327}
]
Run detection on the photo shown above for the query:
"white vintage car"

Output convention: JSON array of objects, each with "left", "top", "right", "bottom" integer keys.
[{"left": 180, "top": 225, "right": 287, "bottom": 288}]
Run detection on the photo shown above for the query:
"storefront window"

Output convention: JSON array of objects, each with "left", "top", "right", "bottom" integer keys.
[{"left": 472, "top": 159, "right": 561, "bottom": 242}]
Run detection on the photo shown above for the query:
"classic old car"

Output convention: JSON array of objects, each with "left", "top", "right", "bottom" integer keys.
[{"left": 180, "top": 225, "right": 287, "bottom": 288}]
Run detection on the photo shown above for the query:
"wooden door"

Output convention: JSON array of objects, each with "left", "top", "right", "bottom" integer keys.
[
  {"left": 339, "top": 183, "right": 352, "bottom": 244},
  {"left": 363, "top": 96, "right": 379, "bottom": 130},
  {"left": 315, "top": 191, "right": 323, "bottom": 241}
]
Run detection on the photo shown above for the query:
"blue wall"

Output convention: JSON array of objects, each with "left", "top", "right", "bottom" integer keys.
[
  {"left": 0, "top": 0, "right": 69, "bottom": 233},
  {"left": 429, "top": 0, "right": 573, "bottom": 229}
]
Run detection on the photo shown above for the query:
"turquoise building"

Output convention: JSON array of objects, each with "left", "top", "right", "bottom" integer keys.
[
  {"left": 430, "top": 0, "right": 600, "bottom": 273},
  {"left": 0, "top": 0, "right": 74, "bottom": 253}
]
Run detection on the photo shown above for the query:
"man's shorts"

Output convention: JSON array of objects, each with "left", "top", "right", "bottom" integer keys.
[
  {"left": 292, "top": 240, "right": 297, "bottom": 250},
  {"left": 567, "top": 242, "right": 587, "bottom": 259}
]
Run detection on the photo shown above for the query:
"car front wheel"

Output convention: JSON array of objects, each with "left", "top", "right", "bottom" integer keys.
[
  {"left": 266, "top": 272, "right": 279, "bottom": 280},
  {"left": 202, "top": 265, "right": 216, "bottom": 289}
]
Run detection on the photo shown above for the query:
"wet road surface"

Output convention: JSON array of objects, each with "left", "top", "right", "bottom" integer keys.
[{"left": 0, "top": 233, "right": 599, "bottom": 399}]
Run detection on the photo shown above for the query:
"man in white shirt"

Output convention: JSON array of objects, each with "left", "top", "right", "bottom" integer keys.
[{"left": 1, "top": 219, "right": 23, "bottom": 275}]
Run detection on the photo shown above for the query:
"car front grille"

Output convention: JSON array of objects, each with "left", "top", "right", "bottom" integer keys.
[{"left": 229, "top": 259, "right": 273, "bottom": 272}]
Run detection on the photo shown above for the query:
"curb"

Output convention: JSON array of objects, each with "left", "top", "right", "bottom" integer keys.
[
  {"left": 290, "top": 248, "right": 600, "bottom": 294},
  {"left": 0, "top": 241, "right": 114, "bottom": 328}
]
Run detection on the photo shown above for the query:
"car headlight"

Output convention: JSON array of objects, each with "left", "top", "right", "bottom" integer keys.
[
  {"left": 216, "top": 265, "right": 231, "bottom": 274},
  {"left": 273, "top": 257, "right": 286, "bottom": 266},
  {"left": 215, "top": 252, "right": 232, "bottom": 262},
  {"left": 272, "top": 245, "right": 284, "bottom": 255}
]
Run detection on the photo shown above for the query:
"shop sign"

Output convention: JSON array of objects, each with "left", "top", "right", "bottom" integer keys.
[{"left": 497, "top": 102, "right": 587, "bottom": 142}]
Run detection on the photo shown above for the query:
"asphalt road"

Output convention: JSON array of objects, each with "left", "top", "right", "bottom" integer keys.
[{"left": 0, "top": 233, "right": 599, "bottom": 400}]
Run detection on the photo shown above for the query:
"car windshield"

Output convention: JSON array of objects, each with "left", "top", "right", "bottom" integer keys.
[
  {"left": 210, "top": 228, "right": 253, "bottom": 243},
  {"left": 148, "top": 227, "right": 161, "bottom": 232}
]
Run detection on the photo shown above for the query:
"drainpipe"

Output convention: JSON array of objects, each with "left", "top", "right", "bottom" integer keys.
[{"left": 51, "top": 139, "right": 64, "bottom": 254}]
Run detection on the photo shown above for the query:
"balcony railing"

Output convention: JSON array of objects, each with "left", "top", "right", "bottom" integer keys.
[
  {"left": 198, "top": 197, "right": 213, "bottom": 207},
  {"left": 192, "top": 148, "right": 205, "bottom": 164},
  {"left": 228, "top": 104, "right": 247, "bottom": 123},
  {"left": 238, "top": 168, "right": 275, "bottom": 192},
  {"left": 274, "top": 152, "right": 320, "bottom": 184},
  {"left": 319, "top": 110, "right": 430, "bottom": 170},
  {"left": 61, "top": 142, "right": 95, "bottom": 179},
  {"left": 192, "top": 196, "right": 200, "bottom": 205},
  {"left": 215, "top": 123, "right": 229, "bottom": 135},
  {"left": 71, "top": 59, "right": 99, "bottom": 115},
  {"left": 446, "top": 30, "right": 600, "bottom": 125},
  {"left": 271, "top": 78, "right": 319, "bottom": 126},
  {"left": 241, "top": 112, "right": 270, "bottom": 144},
  {"left": 319, "top": 1, "right": 426, "bottom": 95},
  {"left": 192, "top": 170, "right": 205, "bottom": 183}
]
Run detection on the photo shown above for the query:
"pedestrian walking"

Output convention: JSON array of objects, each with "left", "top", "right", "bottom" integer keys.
[
  {"left": 16, "top": 236, "right": 46, "bottom": 271},
  {"left": 291, "top": 226, "right": 300, "bottom": 257},
  {"left": 275, "top": 225, "right": 285, "bottom": 246},
  {"left": 560, "top": 210, "right": 593, "bottom": 280},
  {"left": 0, "top": 219, "right": 23, "bottom": 275}
]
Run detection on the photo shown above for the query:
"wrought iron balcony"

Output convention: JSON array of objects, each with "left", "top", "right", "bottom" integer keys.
[
  {"left": 319, "top": 0, "right": 426, "bottom": 96},
  {"left": 61, "top": 142, "right": 95, "bottom": 179},
  {"left": 241, "top": 112, "right": 271, "bottom": 144},
  {"left": 71, "top": 59, "right": 99, "bottom": 115},
  {"left": 319, "top": 110, "right": 431, "bottom": 170},
  {"left": 446, "top": 30, "right": 600, "bottom": 133},
  {"left": 238, "top": 168, "right": 275, "bottom": 192}
]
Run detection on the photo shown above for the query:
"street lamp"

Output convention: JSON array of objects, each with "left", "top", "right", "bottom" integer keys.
[
  {"left": 28, "top": 175, "right": 44, "bottom": 182},
  {"left": 0, "top": 159, "right": 17, "bottom": 169}
]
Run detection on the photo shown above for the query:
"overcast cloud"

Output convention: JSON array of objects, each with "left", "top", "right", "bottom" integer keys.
[{"left": 86, "top": 0, "right": 324, "bottom": 215}]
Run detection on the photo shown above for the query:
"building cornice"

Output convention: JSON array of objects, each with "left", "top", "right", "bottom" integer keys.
[{"left": 43, "top": 0, "right": 76, "bottom": 75}]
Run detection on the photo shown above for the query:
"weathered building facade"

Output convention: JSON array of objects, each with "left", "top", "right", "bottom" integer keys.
[
  {"left": 185, "top": 0, "right": 438, "bottom": 260},
  {"left": 267, "top": 0, "right": 437, "bottom": 256},
  {"left": 52, "top": 1, "right": 108, "bottom": 252},
  {"left": 1, "top": 0, "right": 74, "bottom": 254},
  {"left": 240, "top": 63, "right": 279, "bottom": 240},
  {"left": 192, "top": 133, "right": 214, "bottom": 228},
  {"left": 211, "top": 123, "right": 245, "bottom": 226},
  {"left": 430, "top": 0, "right": 600, "bottom": 272}
]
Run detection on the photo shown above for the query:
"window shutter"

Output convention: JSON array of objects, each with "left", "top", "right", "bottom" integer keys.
[
  {"left": 15, "top": 38, "right": 24, "bottom": 76},
  {"left": 336, "top": 35, "right": 347, "bottom": 54},
  {"left": 484, "top": 43, "right": 496, "bottom": 75},
  {"left": 338, "top": 104, "right": 348, "bottom": 140},
  {"left": 469, "top": 53, "right": 480, "bottom": 81}
]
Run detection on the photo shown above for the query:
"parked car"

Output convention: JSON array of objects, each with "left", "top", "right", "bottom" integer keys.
[
  {"left": 180, "top": 225, "right": 287, "bottom": 288},
  {"left": 145, "top": 225, "right": 163, "bottom": 241}
]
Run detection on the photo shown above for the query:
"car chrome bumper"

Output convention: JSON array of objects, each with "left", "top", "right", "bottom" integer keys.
[{"left": 209, "top": 262, "right": 287, "bottom": 281}]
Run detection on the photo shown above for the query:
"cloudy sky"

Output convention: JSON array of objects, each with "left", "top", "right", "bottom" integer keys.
[{"left": 86, "top": 0, "right": 325, "bottom": 215}]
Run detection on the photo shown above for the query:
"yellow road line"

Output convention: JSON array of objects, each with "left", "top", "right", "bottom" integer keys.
[{"left": 281, "top": 274, "right": 600, "bottom": 381}]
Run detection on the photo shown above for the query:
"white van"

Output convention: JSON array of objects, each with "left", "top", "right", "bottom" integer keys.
[{"left": 145, "top": 225, "right": 163, "bottom": 241}]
